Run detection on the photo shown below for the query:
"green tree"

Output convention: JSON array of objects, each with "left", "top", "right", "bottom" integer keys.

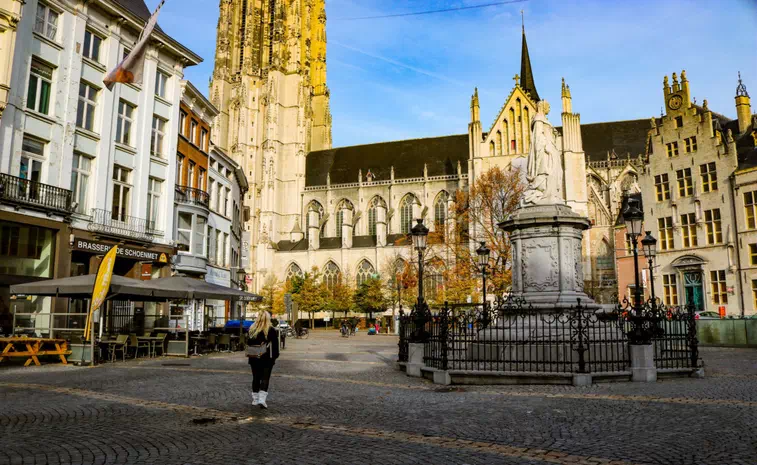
[
  {"left": 325, "top": 273, "right": 355, "bottom": 319},
  {"left": 292, "top": 267, "right": 328, "bottom": 329},
  {"left": 354, "top": 276, "right": 388, "bottom": 320}
]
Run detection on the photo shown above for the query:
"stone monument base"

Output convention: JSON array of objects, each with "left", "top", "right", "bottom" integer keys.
[{"left": 499, "top": 203, "right": 599, "bottom": 311}]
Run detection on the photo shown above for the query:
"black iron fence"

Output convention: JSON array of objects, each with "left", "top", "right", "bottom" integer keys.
[
  {"left": 0, "top": 172, "right": 74, "bottom": 215},
  {"left": 175, "top": 185, "right": 210, "bottom": 208},
  {"left": 88, "top": 208, "right": 157, "bottom": 242},
  {"left": 411, "top": 297, "right": 700, "bottom": 375}
]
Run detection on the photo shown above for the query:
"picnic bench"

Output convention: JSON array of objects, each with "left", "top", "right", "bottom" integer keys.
[{"left": 0, "top": 337, "right": 71, "bottom": 366}]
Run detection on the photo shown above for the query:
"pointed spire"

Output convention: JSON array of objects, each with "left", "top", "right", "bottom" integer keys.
[
  {"left": 736, "top": 71, "right": 749, "bottom": 97},
  {"left": 519, "top": 18, "right": 540, "bottom": 102},
  {"left": 470, "top": 87, "right": 480, "bottom": 122}
]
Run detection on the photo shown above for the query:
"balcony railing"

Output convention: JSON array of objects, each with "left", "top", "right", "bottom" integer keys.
[
  {"left": 88, "top": 208, "right": 156, "bottom": 242},
  {"left": 175, "top": 185, "right": 210, "bottom": 208},
  {"left": 0, "top": 172, "right": 74, "bottom": 215}
]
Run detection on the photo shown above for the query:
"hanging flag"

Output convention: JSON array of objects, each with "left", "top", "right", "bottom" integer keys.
[
  {"left": 84, "top": 245, "right": 118, "bottom": 340},
  {"left": 103, "top": 0, "right": 166, "bottom": 91}
]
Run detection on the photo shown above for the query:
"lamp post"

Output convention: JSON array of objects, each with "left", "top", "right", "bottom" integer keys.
[
  {"left": 410, "top": 219, "right": 429, "bottom": 342},
  {"left": 641, "top": 231, "right": 658, "bottom": 304},
  {"left": 623, "top": 199, "right": 644, "bottom": 313},
  {"left": 476, "top": 242, "right": 490, "bottom": 307}
]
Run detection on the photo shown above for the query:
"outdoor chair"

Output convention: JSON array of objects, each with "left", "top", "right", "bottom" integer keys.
[
  {"left": 154, "top": 333, "right": 168, "bottom": 356},
  {"left": 111, "top": 335, "right": 129, "bottom": 362},
  {"left": 129, "top": 335, "right": 150, "bottom": 358},
  {"left": 217, "top": 334, "right": 231, "bottom": 352},
  {"left": 208, "top": 333, "right": 217, "bottom": 351}
]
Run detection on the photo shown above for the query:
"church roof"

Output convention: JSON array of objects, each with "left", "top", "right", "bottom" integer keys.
[
  {"left": 563, "top": 119, "right": 653, "bottom": 162},
  {"left": 306, "top": 134, "right": 468, "bottom": 187},
  {"left": 520, "top": 27, "right": 540, "bottom": 102}
]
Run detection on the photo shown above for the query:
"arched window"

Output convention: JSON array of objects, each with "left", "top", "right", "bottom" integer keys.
[
  {"left": 523, "top": 106, "right": 530, "bottom": 152},
  {"left": 367, "top": 196, "right": 385, "bottom": 237},
  {"left": 496, "top": 130, "right": 503, "bottom": 156},
  {"left": 323, "top": 261, "right": 340, "bottom": 291},
  {"left": 400, "top": 194, "right": 417, "bottom": 234},
  {"left": 424, "top": 258, "right": 445, "bottom": 302},
  {"left": 503, "top": 120, "right": 509, "bottom": 154},
  {"left": 286, "top": 263, "right": 303, "bottom": 283},
  {"left": 306, "top": 201, "right": 324, "bottom": 239},
  {"left": 356, "top": 259, "right": 376, "bottom": 287},
  {"left": 434, "top": 192, "right": 448, "bottom": 233},
  {"left": 509, "top": 108, "right": 516, "bottom": 152},
  {"left": 489, "top": 140, "right": 495, "bottom": 157},
  {"left": 334, "top": 199, "right": 353, "bottom": 238}
]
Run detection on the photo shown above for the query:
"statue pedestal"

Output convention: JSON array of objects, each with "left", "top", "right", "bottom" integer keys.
[{"left": 499, "top": 204, "right": 598, "bottom": 310}]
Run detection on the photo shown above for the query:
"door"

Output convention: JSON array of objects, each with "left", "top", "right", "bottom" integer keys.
[{"left": 684, "top": 272, "right": 704, "bottom": 311}]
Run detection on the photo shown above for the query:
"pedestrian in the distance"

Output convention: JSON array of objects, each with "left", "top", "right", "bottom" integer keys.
[{"left": 246, "top": 310, "right": 279, "bottom": 409}]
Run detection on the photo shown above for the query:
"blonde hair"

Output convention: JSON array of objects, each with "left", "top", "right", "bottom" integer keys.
[{"left": 248, "top": 310, "right": 272, "bottom": 339}]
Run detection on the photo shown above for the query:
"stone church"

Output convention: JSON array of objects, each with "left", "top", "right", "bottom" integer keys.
[{"left": 209, "top": 1, "right": 661, "bottom": 303}]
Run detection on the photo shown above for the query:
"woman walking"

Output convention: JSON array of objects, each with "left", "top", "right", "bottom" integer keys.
[{"left": 247, "top": 310, "right": 279, "bottom": 409}]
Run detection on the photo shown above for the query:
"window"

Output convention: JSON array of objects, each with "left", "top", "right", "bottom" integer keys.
[
  {"left": 177, "top": 212, "right": 192, "bottom": 252},
  {"left": 190, "top": 120, "right": 198, "bottom": 144},
  {"left": 208, "top": 179, "right": 215, "bottom": 204},
  {"left": 654, "top": 174, "right": 670, "bottom": 201},
  {"left": 666, "top": 142, "right": 679, "bottom": 158},
  {"left": 400, "top": 195, "right": 416, "bottom": 234},
  {"left": 368, "top": 197, "right": 384, "bottom": 237},
  {"left": 76, "top": 82, "right": 98, "bottom": 131},
  {"left": 710, "top": 270, "right": 727, "bottom": 304},
  {"left": 179, "top": 111, "right": 187, "bottom": 136},
  {"left": 111, "top": 165, "right": 131, "bottom": 221},
  {"left": 335, "top": 209, "right": 343, "bottom": 238},
  {"left": 216, "top": 183, "right": 223, "bottom": 212},
  {"left": 194, "top": 216, "right": 207, "bottom": 257},
  {"left": 198, "top": 168, "right": 206, "bottom": 192},
  {"left": 82, "top": 30, "right": 103, "bottom": 63},
  {"left": 681, "top": 213, "right": 697, "bottom": 248},
  {"left": 176, "top": 155, "right": 185, "bottom": 185},
  {"left": 188, "top": 161, "right": 195, "bottom": 188},
  {"left": 70, "top": 154, "right": 91, "bottom": 214},
  {"left": 434, "top": 193, "right": 448, "bottom": 232},
  {"left": 663, "top": 274, "right": 679, "bottom": 306},
  {"left": 675, "top": 116, "right": 683, "bottom": 128},
  {"left": 286, "top": 263, "right": 304, "bottom": 283},
  {"left": 19, "top": 136, "right": 44, "bottom": 200},
  {"left": 685, "top": 136, "right": 697, "bottom": 153},
  {"left": 200, "top": 129, "right": 208, "bottom": 151},
  {"left": 323, "top": 261, "right": 340, "bottom": 291},
  {"left": 751, "top": 244, "right": 757, "bottom": 266},
  {"left": 658, "top": 217, "right": 674, "bottom": 250},
  {"left": 224, "top": 188, "right": 230, "bottom": 217},
  {"left": 676, "top": 168, "right": 692, "bottom": 197},
  {"left": 27, "top": 59, "right": 52, "bottom": 115},
  {"left": 745, "top": 191, "right": 757, "bottom": 229},
  {"left": 424, "top": 259, "right": 444, "bottom": 302},
  {"left": 489, "top": 141, "right": 495, "bottom": 157},
  {"left": 704, "top": 209, "right": 722, "bottom": 245},
  {"left": 356, "top": 260, "right": 376, "bottom": 287},
  {"left": 115, "top": 100, "right": 135, "bottom": 146},
  {"left": 624, "top": 233, "right": 634, "bottom": 255},
  {"left": 34, "top": 3, "right": 58, "bottom": 40},
  {"left": 146, "top": 178, "right": 162, "bottom": 228},
  {"left": 206, "top": 225, "right": 215, "bottom": 260},
  {"left": 154, "top": 71, "right": 168, "bottom": 98},
  {"left": 700, "top": 162, "right": 718, "bottom": 193},
  {"left": 223, "top": 233, "right": 229, "bottom": 266},
  {"left": 150, "top": 116, "right": 166, "bottom": 157}
]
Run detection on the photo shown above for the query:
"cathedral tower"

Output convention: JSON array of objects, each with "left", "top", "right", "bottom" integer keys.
[{"left": 210, "top": 0, "right": 332, "bottom": 291}]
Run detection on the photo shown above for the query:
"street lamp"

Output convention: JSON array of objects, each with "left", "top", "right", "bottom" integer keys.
[
  {"left": 410, "top": 219, "right": 429, "bottom": 343},
  {"left": 623, "top": 199, "right": 644, "bottom": 311},
  {"left": 641, "top": 231, "right": 657, "bottom": 304},
  {"left": 476, "top": 241, "right": 490, "bottom": 307}
]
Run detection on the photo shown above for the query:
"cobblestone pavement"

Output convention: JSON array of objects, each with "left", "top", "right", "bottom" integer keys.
[{"left": 1, "top": 333, "right": 756, "bottom": 465}]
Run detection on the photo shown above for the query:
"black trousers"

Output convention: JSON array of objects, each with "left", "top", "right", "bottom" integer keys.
[{"left": 250, "top": 362, "right": 273, "bottom": 392}]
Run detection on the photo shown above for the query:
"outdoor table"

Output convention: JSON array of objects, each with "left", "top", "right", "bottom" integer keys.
[
  {"left": 137, "top": 336, "right": 164, "bottom": 358},
  {"left": 0, "top": 337, "right": 71, "bottom": 366},
  {"left": 99, "top": 339, "right": 125, "bottom": 362},
  {"left": 190, "top": 336, "right": 207, "bottom": 356}
]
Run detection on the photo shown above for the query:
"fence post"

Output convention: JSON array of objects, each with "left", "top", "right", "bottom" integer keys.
[
  {"left": 687, "top": 303, "right": 700, "bottom": 371},
  {"left": 572, "top": 299, "right": 592, "bottom": 386},
  {"left": 440, "top": 302, "right": 449, "bottom": 371}
]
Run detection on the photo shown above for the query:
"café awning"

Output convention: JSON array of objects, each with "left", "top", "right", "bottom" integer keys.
[
  {"left": 9, "top": 274, "right": 154, "bottom": 299},
  {"left": 136, "top": 276, "right": 263, "bottom": 302}
]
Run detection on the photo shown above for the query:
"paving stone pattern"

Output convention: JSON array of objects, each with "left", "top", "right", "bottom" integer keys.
[{"left": 1, "top": 334, "right": 756, "bottom": 465}]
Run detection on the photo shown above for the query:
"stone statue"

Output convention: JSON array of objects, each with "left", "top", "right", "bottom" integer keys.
[{"left": 522, "top": 100, "right": 563, "bottom": 206}]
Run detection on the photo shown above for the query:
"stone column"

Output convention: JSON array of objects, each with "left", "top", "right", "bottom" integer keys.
[
  {"left": 376, "top": 204, "right": 387, "bottom": 247},
  {"left": 341, "top": 208, "right": 353, "bottom": 248},
  {"left": 406, "top": 342, "right": 424, "bottom": 377},
  {"left": 308, "top": 209, "right": 320, "bottom": 250},
  {"left": 630, "top": 344, "right": 657, "bottom": 382}
]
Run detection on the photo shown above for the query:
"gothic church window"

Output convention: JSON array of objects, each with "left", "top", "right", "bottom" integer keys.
[
  {"left": 368, "top": 196, "right": 385, "bottom": 237},
  {"left": 400, "top": 195, "right": 418, "bottom": 234},
  {"left": 356, "top": 260, "right": 376, "bottom": 287},
  {"left": 434, "top": 192, "right": 448, "bottom": 234},
  {"left": 286, "top": 263, "right": 303, "bottom": 282},
  {"left": 335, "top": 199, "right": 353, "bottom": 238},
  {"left": 496, "top": 131, "right": 503, "bottom": 156},
  {"left": 323, "top": 261, "right": 340, "bottom": 291},
  {"left": 489, "top": 141, "right": 495, "bottom": 157},
  {"left": 424, "top": 258, "right": 444, "bottom": 302}
]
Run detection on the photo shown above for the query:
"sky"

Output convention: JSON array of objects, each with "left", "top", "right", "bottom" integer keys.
[{"left": 147, "top": 0, "right": 757, "bottom": 148}]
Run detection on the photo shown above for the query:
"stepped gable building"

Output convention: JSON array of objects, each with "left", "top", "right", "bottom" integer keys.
[{"left": 212, "top": 2, "right": 754, "bottom": 314}]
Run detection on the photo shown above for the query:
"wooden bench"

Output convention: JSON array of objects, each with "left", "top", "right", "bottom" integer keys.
[{"left": 0, "top": 337, "right": 71, "bottom": 366}]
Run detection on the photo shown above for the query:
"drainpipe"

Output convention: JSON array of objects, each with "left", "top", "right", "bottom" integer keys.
[{"left": 729, "top": 173, "right": 746, "bottom": 318}]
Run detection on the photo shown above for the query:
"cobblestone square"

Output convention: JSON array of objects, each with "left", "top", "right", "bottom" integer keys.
[{"left": 1, "top": 333, "right": 756, "bottom": 465}]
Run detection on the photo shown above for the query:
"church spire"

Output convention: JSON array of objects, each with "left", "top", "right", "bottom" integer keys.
[{"left": 519, "top": 17, "right": 540, "bottom": 102}]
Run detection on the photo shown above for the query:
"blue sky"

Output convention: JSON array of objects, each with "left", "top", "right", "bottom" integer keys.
[{"left": 149, "top": 0, "right": 757, "bottom": 148}]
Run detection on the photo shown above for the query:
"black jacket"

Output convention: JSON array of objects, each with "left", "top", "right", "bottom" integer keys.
[{"left": 246, "top": 328, "right": 280, "bottom": 365}]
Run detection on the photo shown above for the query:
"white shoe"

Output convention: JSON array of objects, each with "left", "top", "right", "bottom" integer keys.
[
  {"left": 258, "top": 391, "right": 268, "bottom": 409},
  {"left": 251, "top": 392, "right": 259, "bottom": 406}
]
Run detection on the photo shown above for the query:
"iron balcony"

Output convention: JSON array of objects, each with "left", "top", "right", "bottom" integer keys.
[
  {"left": 88, "top": 208, "right": 158, "bottom": 242},
  {"left": 175, "top": 185, "right": 210, "bottom": 209},
  {"left": 0, "top": 172, "right": 74, "bottom": 216}
]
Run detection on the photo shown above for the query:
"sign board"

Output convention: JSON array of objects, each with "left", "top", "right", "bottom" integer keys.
[
  {"left": 323, "top": 317, "right": 330, "bottom": 322},
  {"left": 140, "top": 263, "right": 152, "bottom": 280},
  {"left": 73, "top": 238, "right": 169, "bottom": 263},
  {"left": 241, "top": 232, "right": 251, "bottom": 268}
]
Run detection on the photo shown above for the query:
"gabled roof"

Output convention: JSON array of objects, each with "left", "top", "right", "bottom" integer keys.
[
  {"left": 556, "top": 119, "right": 653, "bottom": 162},
  {"left": 306, "top": 135, "right": 468, "bottom": 187}
]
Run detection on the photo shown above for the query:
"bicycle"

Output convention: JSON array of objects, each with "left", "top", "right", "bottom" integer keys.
[{"left": 296, "top": 327, "right": 309, "bottom": 339}]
